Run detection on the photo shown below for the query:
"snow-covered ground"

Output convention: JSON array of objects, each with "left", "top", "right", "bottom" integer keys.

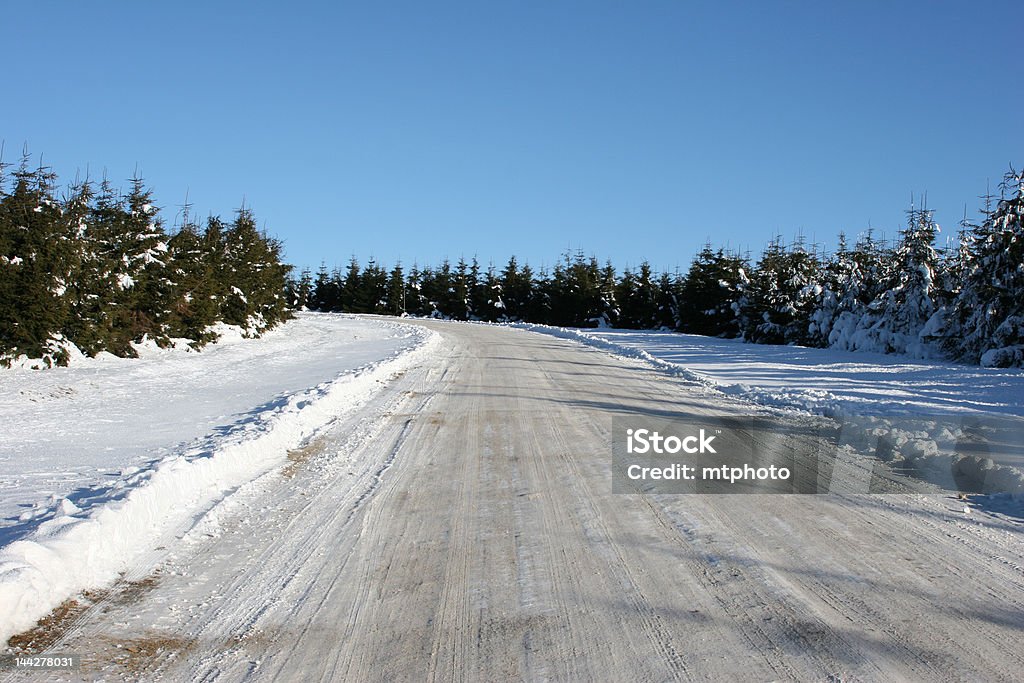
[
  {"left": 0, "top": 313, "right": 437, "bottom": 643},
  {"left": 521, "top": 327, "right": 1024, "bottom": 418},
  {"left": 520, "top": 325, "right": 1024, "bottom": 496},
  {"left": 0, "top": 314, "right": 426, "bottom": 529}
]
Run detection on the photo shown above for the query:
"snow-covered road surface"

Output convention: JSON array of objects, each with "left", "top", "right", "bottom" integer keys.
[{"left": 8, "top": 320, "right": 1024, "bottom": 681}]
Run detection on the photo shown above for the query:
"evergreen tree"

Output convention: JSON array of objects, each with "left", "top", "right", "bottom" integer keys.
[
  {"left": 340, "top": 257, "right": 362, "bottom": 312},
  {"left": 499, "top": 256, "right": 533, "bottom": 322},
  {"left": 743, "top": 237, "right": 820, "bottom": 344},
  {"left": 948, "top": 169, "right": 1024, "bottom": 366},
  {"left": 0, "top": 156, "right": 71, "bottom": 364},
  {"left": 165, "top": 214, "right": 221, "bottom": 345},
  {"left": 404, "top": 263, "right": 428, "bottom": 316},
  {"left": 679, "top": 245, "right": 747, "bottom": 337},
  {"left": 289, "top": 267, "right": 313, "bottom": 310},
  {"left": 386, "top": 263, "right": 406, "bottom": 315},
  {"left": 452, "top": 257, "right": 472, "bottom": 320},
  {"left": 597, "top": 260, "right": 619, "bottom": 327},
  {"left": 853, "top": 202, "right": 940, "bottom": 356},
  {"left": 654, "top": 271, "right": 681, "bottom": 330},
  {"left": 429, "top": 259, "right": 456, "bottom": 318},
  {"left": 219, "top": 206, "right": 292, "bottom": 334}
]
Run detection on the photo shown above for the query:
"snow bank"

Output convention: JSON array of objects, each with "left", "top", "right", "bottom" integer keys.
[{"left": 0, "top": 323, "right": 439, "bottom": 645}]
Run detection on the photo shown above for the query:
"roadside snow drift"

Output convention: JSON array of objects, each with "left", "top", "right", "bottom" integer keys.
[{"left": 0, "top": 314, "right": 438, "bottom": 645}]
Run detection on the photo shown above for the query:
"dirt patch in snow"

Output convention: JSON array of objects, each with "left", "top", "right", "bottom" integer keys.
[
  {"left": 5, "top": 598, "right": 87, "bottom": 652},
  {"left": 92, "top": 632, "right": 196, "bottom": 675},
  {"left": 283, "top": 434, "right": 329, "bottom": 478}
]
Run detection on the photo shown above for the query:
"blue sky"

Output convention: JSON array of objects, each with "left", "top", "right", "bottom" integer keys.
[{"left": 3, "top": 1, "right": 1021, "bottom": 274}]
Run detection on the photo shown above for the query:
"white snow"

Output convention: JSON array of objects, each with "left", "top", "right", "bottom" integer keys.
[
  {"left": 520, "top": 326, "right": 1024, "bottom": 418},
  {"left": 0, "top": 313, "right": 437, "bottom": 644},
  {"left": 517, "top": 324, "right": 1024, "bottom": 495}
]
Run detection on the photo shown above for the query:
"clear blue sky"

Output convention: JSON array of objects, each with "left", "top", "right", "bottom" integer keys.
[{"left": 3, "top": 1, "right": 1020, "bottom": 274}]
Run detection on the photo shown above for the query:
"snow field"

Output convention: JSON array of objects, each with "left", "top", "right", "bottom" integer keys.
[
  {"left": 517, "top": 324, "right": 1024, "bottom": 496},
  {"left": 0, "top": 317, "right": 439, "bottom": 645}
]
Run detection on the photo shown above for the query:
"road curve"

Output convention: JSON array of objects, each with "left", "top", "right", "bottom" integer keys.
[{"left": 39, "top": 320, "right": 1024, "bottom": 682}]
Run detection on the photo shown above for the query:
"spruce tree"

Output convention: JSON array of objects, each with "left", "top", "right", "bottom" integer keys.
[
  {"left": 386, "top": 263, "right": 406, "bottom": 315},
  {"left": 855, "top": 202, "right": 940, "bottom": 356},
  {"left": 948, "top": 169, "right": 1024, "bottom": 366},
  {"left": 0, "top": 156, "right": 71, "bottom": 364},
  {"left": 165, "top": 215, "right": 221, "bottom": 345},
  {"left": 679, "top": 246, "right": 747, "bottom": 337}
]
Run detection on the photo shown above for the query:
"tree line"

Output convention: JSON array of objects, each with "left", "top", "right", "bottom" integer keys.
[
  {"left": 293, "top": 167, "right": 1024, "bottom": 368},
  {"left": 0, "top": 153, "right": 292, "bottom": 366}
]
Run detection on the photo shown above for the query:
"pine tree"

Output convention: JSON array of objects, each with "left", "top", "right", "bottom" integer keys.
[
  {"left": 298, "top": 267, "right": 313, "bottom": 309},
  {"left": 598, "top": 260, "right": 619, "bottom": 327},
  {"left": 0, "top": 155, "right": 71, "bottom": 364},
  {"left": 855, "top": 201, "right": 941, "bottom": 356},
  {"left": 654, "top": 271, "right": 681, "bottom": 330},
  {"left": 500, "top": 256, "right": 533, "bottom": 322},
  {"left": 680, "top": 245, "right": 745, "bottom": 337},
  {"left": 825, "top": 229, "right": 891, "bottom": 351},
  {"left": 218, "top": 206, "right": 292, "bottom": 334},
  {"left": 948, "top": 169, "right": 1024, "bottom": 366},
  {"left": 340, "top": 256, "right": 362, "bottom": 312},
  {"left": 386, "top": 263, "right": 406, "bottom": 315},
  {"left": 742, "top": 236, "right": 822, "bottom": 345},
  {"left": 405, "top": 263, "right": 428, "bottom": 316},
  {"left": 359, "top": 258, "right": 388, "bottom": 313},
  {"left": 452, "top": 257, "right": 472, "bottom": 320},
  {"left": 165, "top": 214, "right": 221, "bottom": 345}
]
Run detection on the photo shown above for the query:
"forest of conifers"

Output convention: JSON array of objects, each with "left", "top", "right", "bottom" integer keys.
[
  {"left": 0, "top": 155, "right": 291, "bottom": 366},
  {"left": 295, "top": 168, "right": 1024, "bottom": 367},
  {"left": 3, "top": 151, "right": 1021, "bottom": 368}
]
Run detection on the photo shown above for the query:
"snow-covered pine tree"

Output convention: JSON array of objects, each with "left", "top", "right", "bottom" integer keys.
[
  {"left": 743, "top": 236, "right": 820, "bottom": 345},
  {"left": 948, "top": 168, "right": 1024, "bottom": 366},
  {"left": 0, "top": 156, "right": 72, "bottom": 365},
  {"left": 165, "top": 212, "right": 221, "bottom": 346},
  {"left": 529, "top": 264, "right": 552, "bottom": 324},
  {"left": 59, "top": 177, "right": 100, "bottom": 353},
  {"left": 499, "top": 256, "right": 526, "bottom": 322},
  {"left": 853, "top": 200, "right": 941, "bottom": 356},
  {"left": 218, "top": 206, "right": 292, "bottom": 334},
  {"left": 468, "top": 257, "right": 488, "bottom": 320},
  {"left": 404, "top": 263, "right": 428, "bottom": 317},
  {"left": 808, "top": 235, "right": 846, "bottom": 347},
  {"left": 310, "top": 263, "right": 331, "bottom": 310},
  {"left": 826, "top": 229, "right": 890, "bottom": 351},
  {"left": 679, "top": 245, "right": 748, "bottom": 338},
  {"left": 597, "top": 260, "right": 619, "bottom": 327},
  {"left": 452, "top": 257, "right": 472, "bottom": 320},
  {"left": 614, "top": 266, "right": 639, "bottom": 328},
  {"left": 291, "top": 267, "right": 313, "bottom": 310},
  {"left": 472, "top": 262, "right": 503, "bottom": 322},
  {"left": 120, "top": 176, "right": 171, "bottom": 345},
  {"left": 429, "top": 259, "right": 456, "bottom": 318}
]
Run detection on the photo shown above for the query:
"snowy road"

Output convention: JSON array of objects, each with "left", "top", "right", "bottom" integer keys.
[{"left": 19, "top": 321, "right": 1024, "bottom": 681}]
